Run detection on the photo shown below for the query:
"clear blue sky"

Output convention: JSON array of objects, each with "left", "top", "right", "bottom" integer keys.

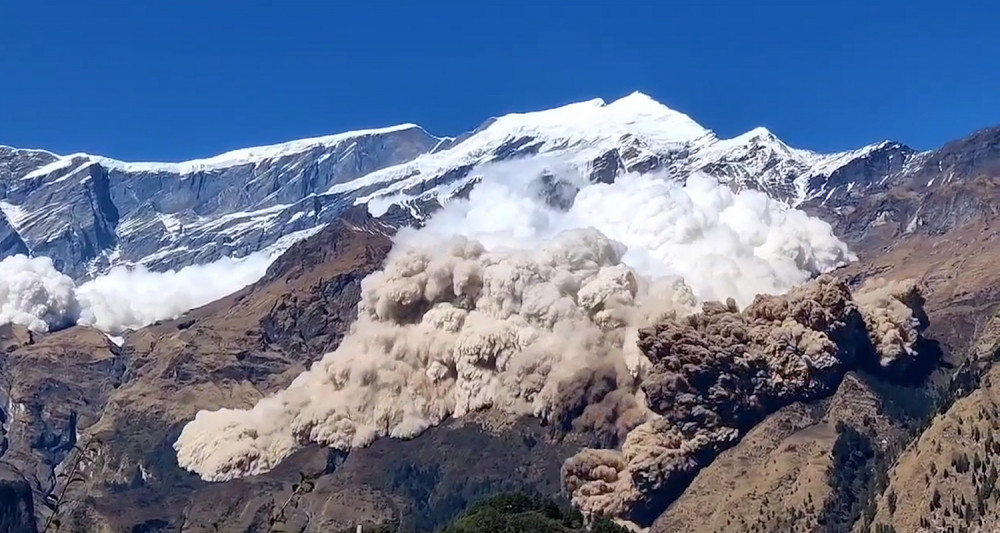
[{"left": 2, "top": 1, "right": 997, "bottom": 161}]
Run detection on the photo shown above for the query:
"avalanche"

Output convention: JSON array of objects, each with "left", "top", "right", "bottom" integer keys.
[{"left": 174, "top": 162, "right": 858, "bottom": 483}]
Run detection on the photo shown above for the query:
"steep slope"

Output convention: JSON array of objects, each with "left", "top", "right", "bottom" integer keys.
[
  {"left": 651, "top": 373, "right": 918, "bottom": 533},
  {"left": 865, "top": 363, "right": 1000, "bottom": 533},
  {"left": 0, "top": 323, "right": 123, "bottom": 533},
  {"left": 646, "top": 123, "right": 1000, "bottom": 533},
  {"left": 0, "top": 146, "right": 58, "bottom": 190},
  {"left": 0, "top": 146, "right": 53, "bottom": 258},
  {"left": 0, "top": 93, "right": 904, "bottom": 281},
  {"left": 0, "top": 126, "right": 439, "bottom": 278},
  {"left": 0, "top": 213, "right": 28, "bottom": 258}
]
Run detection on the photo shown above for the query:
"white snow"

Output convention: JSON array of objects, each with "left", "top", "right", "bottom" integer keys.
[
  {"left": 20, "top": 157, "right": 82, "bottom": 181},
  {"left": 326, "top": 92, "right": 712, "bottom": 200},
  {"left": 330, "top": 93, "right": 901, "bottom": 213},
  {"left": 0, "top": 201, "right": 28, "bottom": 228},
  {"left": 92, "top": 124, "right": 428, "bottom": 174},
  {"left": 806, "top": 141, "right": 892, "bottom": 178},
  {"left": 196, "top": 203, "right": 292, "bottom": 237},
  {"left": 0, "top": 145, "right": 59, "bottom": 158},
  {"left": 485, "top": 91, "right": 709, "bottom": 146},
  {"left": 905, "top": 208, "right": 923, "bottom": 234},
  {"left": 159, "top": 214, "right": 184, "bottom": 235},
  {"left": 135, "top": 245, "right": 192, "bottom": 266},
  {"left": 16, "top": 124, "right": 431, "bottom": 180},
  {"left": 264, "top": 224, "right": 328, "bottom": 256},
  {"left": 3, "top": 92, "right": 913, "bottom": 294}
]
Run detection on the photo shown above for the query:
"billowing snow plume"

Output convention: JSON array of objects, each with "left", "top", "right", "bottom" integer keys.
[
  {"left": 76, "top": 254, "right": 273, "bottom": 333},
  {"left": 0, "top": 252, "right": 274, "bottom": 334},
  {"left": 412, "top": 161, "right": 856, "bottom": 305},
  {"left": 174, "top": 160, "right": 860, "bottom": 483},
  {"left": 0, "top": 255, "right": 79, "bottom": 332}
]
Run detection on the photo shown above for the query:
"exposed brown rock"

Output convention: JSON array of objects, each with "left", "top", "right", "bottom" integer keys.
[
  {"left": 0, "top": 323, "right": 123, "bottom": 511},
  {"left": 561, "top": 274, "right": 930, "bottom": 526}
]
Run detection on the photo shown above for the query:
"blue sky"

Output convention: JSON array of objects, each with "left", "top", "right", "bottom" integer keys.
[{"left": 1, "top": 1, "right": 997, "bottom": 161}]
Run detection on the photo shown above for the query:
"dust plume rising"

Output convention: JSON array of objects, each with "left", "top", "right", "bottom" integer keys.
[
  {"left": 173, "top": 162, "right": 860, "bottom": 483},
  {"left": 174, "top": 228, "right": 698, "bottom": 480},
  {"left": 561, "top": 275, "right": 929, "bottom": 525}
]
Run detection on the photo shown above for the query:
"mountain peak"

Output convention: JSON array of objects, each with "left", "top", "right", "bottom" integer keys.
[
  {"left": 605, "top": 92, "right": 710, "bottom": 139},
  {"left": 612, "top": 90, "right": 659, "bottom": 105},
  {"left": 1, "top": 93, "right": 917, "bottom": 280},
  {"left": 745, "top": 126, "right": 775, "bottom": 138}
]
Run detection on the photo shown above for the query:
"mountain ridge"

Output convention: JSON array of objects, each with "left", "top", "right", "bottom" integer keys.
[{"left": 0, "top": 93, "right": 906, "bottom": 280}]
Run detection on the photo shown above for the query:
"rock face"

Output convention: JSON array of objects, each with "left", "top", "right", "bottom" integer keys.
[
  {"left": 0, "top": 215, "right": 27, "bottom": 258},
  {"left": 561, "top": 275, "right": 931, "bottom": 527},
  {"left": 803, "top": 126, "right": 1000, "bottom": 249},
  {"left": 641, "top": 123, "right": 1000, "bottom": 533},
  {"left": 649, "top": 373, "right": 916, "bottom": 533},
  {"left": 0, "top": 323, "right": 124, "bottom": 533}
]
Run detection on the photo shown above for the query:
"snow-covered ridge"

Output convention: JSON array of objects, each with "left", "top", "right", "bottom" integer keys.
[
  {"left": 328, "top": 92, "right": 902, "bottom": 209},
  {"left": 0, "top": 145, "right": 59, "bottom": 158},
  {"left": 0, "top": 91, "right": 912, "bottom": 282},
  {"left": 485, "top": 91, "right": 711, "bottom": 145},
  {"left": 327, "top": 92, "right": 713, "bottom": 199},
  {"left": 20, "top": 123, "right": 432, "bottom": 180}
]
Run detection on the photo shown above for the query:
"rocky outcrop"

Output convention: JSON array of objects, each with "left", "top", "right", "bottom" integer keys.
[
  {"left": 804, "top": 126, "right": 1000, "bottom": 253},
  {"left": 0, "top": 214, "right": 27, "bottom": 259},
  {"left": 0, "top": 146, "right": 57, "bottom": 192}
]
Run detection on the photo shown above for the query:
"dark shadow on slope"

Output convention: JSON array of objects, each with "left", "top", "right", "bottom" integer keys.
[{"left": 815, "top": 421, "right": 879, "bottom": 532}]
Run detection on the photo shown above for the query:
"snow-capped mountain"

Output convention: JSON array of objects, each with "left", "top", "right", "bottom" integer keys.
[{"left": 0, "top": 92, "right": 918, "bottom": 279}]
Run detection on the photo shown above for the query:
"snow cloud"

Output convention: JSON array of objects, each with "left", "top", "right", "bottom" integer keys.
[
  {"left": 0, "top": 252, "right": 274, "bottom": 335},
  {"left": 0, "top": 255, "right": 78, "bottom": 333},
  {"left": 76, "top": 254, "right": 273, "bottom": 333},
  {"left": 410, "top": 159, "right": 855, "bottom": 305}
]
